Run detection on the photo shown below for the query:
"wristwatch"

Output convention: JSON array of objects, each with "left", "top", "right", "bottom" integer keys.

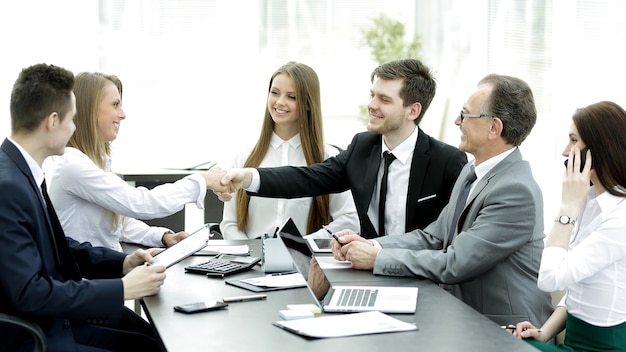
[{"left": 555, "top": 215, "right": 576, "bottom": 226}]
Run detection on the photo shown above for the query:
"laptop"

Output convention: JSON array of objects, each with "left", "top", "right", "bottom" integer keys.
[{"left": 277, "top": 218, "right": 418, "bottom": 314}]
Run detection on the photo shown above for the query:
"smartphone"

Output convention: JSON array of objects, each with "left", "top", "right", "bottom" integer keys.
[
  {"left": 173, "top": 300, "right": 228, "bottom": 314},
  {"left": 564, "top": 147, "right": 591, "bottom": 172}
]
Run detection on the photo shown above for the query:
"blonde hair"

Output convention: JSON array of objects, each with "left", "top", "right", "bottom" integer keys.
[
  {"left": 236, "top": 62, "right": 330, "bottom": 233},
  {"left": 69, "top": 72, "right": 124, "bottom": 229}
]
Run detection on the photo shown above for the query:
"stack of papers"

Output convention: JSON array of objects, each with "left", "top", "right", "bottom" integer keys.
[{"left": 274, "top": 311, "right": 417, "bottom": 338}]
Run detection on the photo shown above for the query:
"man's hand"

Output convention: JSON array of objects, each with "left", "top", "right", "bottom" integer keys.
[
  {"left": 162, "top": 231, "right": 189, "bottom": 247},
  {"left": 201, "top": 166, "right": 228, "bottom": 192},
  {"left": 122, "top": 248, "right": 163, "bottom": 275},
  {"left": 215, "top": 168, "right": 254, "bottom": 201},
  {"left": 121, "top": 264, "right": 166, "bottom": 300},
  {"left": 331, "top": 230, "right": 379, "bottom": 270}
]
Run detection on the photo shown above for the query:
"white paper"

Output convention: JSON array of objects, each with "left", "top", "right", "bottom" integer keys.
[
  {"left": 240, "top": 273, "right": 306, "bottom": 288},
  {"left": 274, "top": 311, "right": 417, "bottom": 338},
  {"left": 315, "top": 256, "right": 351, "bottom": 269}
]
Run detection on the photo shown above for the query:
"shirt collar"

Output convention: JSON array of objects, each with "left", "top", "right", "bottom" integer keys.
[
  {"left": 7, "top": 136, "right": 45, "bottom": 186},
  {"left": 594, "top": 186, "right": 626, "bottom": 211},
  {"left": 381, "top": 126, "right": 418, "bottom": 165},
  {"left": 473, "top": 147, "right": 517, "bottom": 181},
  {"left": 270, "top": 132, "right": 301, "bottom": 149}
]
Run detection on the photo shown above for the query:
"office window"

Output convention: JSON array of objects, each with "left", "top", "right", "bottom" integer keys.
[{"left": 2, "top": 0, "right": 626, "bottom": 222}]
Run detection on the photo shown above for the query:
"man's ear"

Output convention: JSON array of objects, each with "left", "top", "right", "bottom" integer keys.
[
  {"left": 408, "top": 102, "right": 422, "bottom": 122},
  {"left": 44, "top": 112, "right": 59, "bottom": 130},
  {"left": 489, "top": 116, "right": 504, "bottom": 139}
]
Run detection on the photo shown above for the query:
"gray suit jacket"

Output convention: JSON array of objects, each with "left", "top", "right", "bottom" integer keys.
[{"left": 375, "top": 148, "right": 553, "bottom": 327}]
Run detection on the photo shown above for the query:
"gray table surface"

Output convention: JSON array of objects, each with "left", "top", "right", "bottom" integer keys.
[{"left": 136, "top": 240, "right": 539, "bottom": 352}]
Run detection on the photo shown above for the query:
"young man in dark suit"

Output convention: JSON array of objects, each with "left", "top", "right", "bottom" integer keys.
[
  {"left": 220, "top": 59, "right": 467, "bottom": 239},
  {"left": 0, "top": 63, "right": 173, "bottom": 351}
]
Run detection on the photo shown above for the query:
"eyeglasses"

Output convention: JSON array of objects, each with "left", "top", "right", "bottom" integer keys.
[{"left": 459, "top": 110, "right": 493, "bottom": 122}]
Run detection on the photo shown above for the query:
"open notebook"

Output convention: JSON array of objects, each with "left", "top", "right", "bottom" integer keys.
[{"left": 277, "top": 219, "right": 418, "bottom": 314}]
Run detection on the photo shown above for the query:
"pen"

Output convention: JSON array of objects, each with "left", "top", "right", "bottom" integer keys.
[
  {"left": 500, "top": 325, "right": 542, "bottom": 333},
  {"left": 269, "top": 271, "right": 297, "bottom": 276},
  {"left": 222, "top": 294, "right": 267, "bottom": 303},
  {"left": 323, "top": 225, "right": 344, "bottom": 246}
]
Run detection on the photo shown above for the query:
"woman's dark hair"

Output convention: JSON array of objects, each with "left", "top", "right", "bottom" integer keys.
[{"left": 573, "top": 101, "right": 626, "bottom": 196}]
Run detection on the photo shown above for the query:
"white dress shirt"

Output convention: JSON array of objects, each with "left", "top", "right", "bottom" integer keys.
[
  {"left": 538, "top": 186, "right": 626, "bottom": 326},
  {"left": 220, "top": 133, "right": 358, "bottom": 239},
  {"left": 367, "top": 127, "right": 417, "bottom": 237},
  {"left": 44, "top": 147, "right": 206, "bottom": 251}
]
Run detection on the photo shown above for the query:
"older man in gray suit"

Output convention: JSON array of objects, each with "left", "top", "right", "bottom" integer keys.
[{"left": 331, "top": 74, "right": 553, "bottom": 328}]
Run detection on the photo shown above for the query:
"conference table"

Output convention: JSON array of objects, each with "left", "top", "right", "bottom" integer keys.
[{"left": 137, "top": 240, "right": 539, "bottom": 352}]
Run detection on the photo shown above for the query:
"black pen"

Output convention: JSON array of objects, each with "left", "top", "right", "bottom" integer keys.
[
  {"left": 270, "top": 271, "right": 297, "bottom": 276},
  {"left": 323, "top": 224, "right": 344, "bottom": 246},
  {"left": 222, "top": 294, "right": 267, "bottom": 303}
]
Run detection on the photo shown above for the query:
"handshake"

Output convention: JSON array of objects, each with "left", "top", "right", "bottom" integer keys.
[{"left": 202, "top": 167, "right": 254, "bottom": 202}]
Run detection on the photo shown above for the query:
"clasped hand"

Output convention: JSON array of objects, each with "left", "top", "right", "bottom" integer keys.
[
  {"left": 330, "top": 230, "right": 379, "bottom": 270},
  {"left": 212, "top": 168, "right": 254, "bottom": 201}
]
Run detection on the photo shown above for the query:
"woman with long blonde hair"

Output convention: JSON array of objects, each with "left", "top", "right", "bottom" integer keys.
[
  {"left": 220, "top": 62, "right": 358, "bottom": 239},
  {"left": 45, "top": 72, "right": 225, "bottom": 251}
]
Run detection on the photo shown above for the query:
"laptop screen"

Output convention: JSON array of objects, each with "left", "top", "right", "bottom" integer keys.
[
  {"left": 277, "top": 218, "right": 419, "bottom": 314},
  {"left": 277, "top": 218, "right": 313, "bottom": 279}
]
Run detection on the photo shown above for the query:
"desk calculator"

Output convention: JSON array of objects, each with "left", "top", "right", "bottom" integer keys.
[{"left": 184, "top": 254, "right": 261, "bottom": 277}]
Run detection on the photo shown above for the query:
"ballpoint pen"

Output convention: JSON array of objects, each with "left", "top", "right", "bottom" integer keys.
[
  {"left": 222, "top": 294, "right": 268, "bottom": 303},
  {"left": 323, "top": 224, "right": 344, "bottom": 246},
  {"left": 269, "top": 271, "right": 298, "bottom": 276},
  {"left": 500, "top": 325, "right": 542, "bottom": 333}
]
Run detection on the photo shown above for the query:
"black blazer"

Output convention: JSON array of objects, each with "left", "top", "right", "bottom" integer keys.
[
  {"left": 0, "top": 139, "right": 127, "bottom": 351},
  {"left": 255, "top": 129, "right": 468, "bottom": 238}
]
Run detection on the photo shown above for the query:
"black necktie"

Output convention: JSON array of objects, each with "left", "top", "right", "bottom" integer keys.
[
  {"left": 378, "top": 151, "right": 396, "bottom": 236},
  {"left": 446, "top": 166, "right": 477, "bottom": 249},
  {"left": 41, "top": 179, "right": 80, "bottom": 279}
]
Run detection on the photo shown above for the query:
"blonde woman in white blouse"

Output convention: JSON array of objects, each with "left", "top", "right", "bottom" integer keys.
[
  {"left": 220, "top": 62, "right": 358, "bottom": 240},
  {"left": 512, "top": 101, "right": 626, "bottom": 351},
  {"left": 46, "top": 72, "right": 226, "bottom": 251}
]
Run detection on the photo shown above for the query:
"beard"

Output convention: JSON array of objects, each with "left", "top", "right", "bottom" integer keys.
[{"left": 367, "top": 116, "right": 403, "bottom": 135}]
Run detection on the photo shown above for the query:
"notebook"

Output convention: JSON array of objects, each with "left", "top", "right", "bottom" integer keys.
[{"left": 277, "top": 219, "right": 418, "bottom": 314}]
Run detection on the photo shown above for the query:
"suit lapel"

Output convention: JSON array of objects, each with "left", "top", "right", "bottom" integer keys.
[
  {"left": 406, "top": 128, "right": 430, "bottom": 232},
  {"left": 448, "top": 148, "right": 523, "bottom": 243},
  {"left": 1, "top": 139, "right": 80, "bottom": 279},
  {"left": 465, "top": 148, "right": 522, "bottom": 206},
  {"left": 1, "top": 139, "right": 46, "bottom": 207},
  {"left": 361, "top": 142, "right": 382, "bottom": 217}
]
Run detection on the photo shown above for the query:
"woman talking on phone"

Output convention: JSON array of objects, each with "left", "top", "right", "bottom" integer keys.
[{"left": 512, "top": 101, "right": 626, "bottom": 351}]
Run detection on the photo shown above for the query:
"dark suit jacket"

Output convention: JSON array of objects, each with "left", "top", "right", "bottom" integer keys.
[
  {"left": 255, "top": 128, "right": 467, "bottom": 238},
  {"left": 0, "top": 139, "right": 127, "bottom": 352},
  {"left": 375, "top": 148, "right": 553, "bottom": 327}
]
